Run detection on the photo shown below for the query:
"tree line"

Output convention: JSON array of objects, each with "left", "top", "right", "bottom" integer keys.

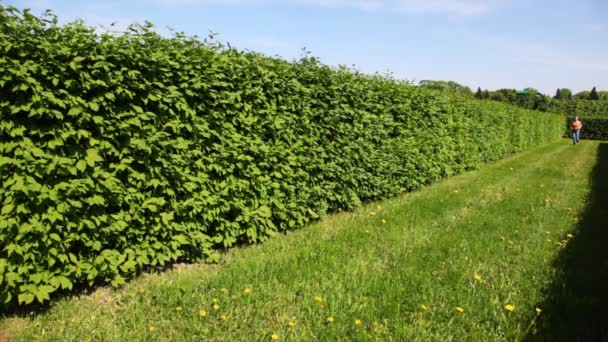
[{"left": 418, "top": 80, "right": 607, "bottom": 116}]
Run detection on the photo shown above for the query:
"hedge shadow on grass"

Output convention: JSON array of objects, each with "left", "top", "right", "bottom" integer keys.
[{"left": 525, "top": 142, "right": 608, "bottom": 342}]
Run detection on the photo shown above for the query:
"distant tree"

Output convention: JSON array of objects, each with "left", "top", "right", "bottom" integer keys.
[
  {"left": 489, "top": 91, "right": 507, "bottom": 102},
  {"left": 553, "top": 88, "right": 561, "bottom": 99},
  {"left": 419, "top": 80, "right": 473, "bottom": 96},
  {"left": 574, "top": 90, "right": 591, "bottom": 100},
  {"left": 475, "top": 87, "right": 483, "bottom": 99},
  {"left": 482, "top": 90, "right": 490, "bottom": 99},
  {"left": 590, "top": 86, "right": 600, "bottom": 100},
  {"left": 553, "top": 88, "right": 572, "bottom": 100}
]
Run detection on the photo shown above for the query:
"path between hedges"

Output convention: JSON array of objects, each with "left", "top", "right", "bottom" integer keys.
[{"left": 3, "top": 139, "right": 606, "bottom": 341}]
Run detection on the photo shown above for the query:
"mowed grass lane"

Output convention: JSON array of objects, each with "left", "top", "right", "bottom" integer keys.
[{"left": 2, "top": 139, "right": 605, "bottom": 341}]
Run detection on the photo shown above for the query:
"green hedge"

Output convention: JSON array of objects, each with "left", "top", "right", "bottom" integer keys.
[
  {"left": 0, "top": 6, "right": 564, "bottom": 306},
  {"left": 552, "top": 99, "right": 608, "bottom": 118},
  {"left": 565, "top": 117, "right": 608, "bottom": 140}
]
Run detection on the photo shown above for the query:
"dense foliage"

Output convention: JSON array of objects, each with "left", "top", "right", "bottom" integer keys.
[{"left": 0, "top": 6, "right": 564, "bottom": 306}]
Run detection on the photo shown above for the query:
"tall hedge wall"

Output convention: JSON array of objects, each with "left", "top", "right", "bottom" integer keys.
[{"left": 0, "top": 6, "right": 564, "bottom": 306}]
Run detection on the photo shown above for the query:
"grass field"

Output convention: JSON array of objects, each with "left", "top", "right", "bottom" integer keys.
[{"left": 1, "top": 139, "right": 607, "bottom": 341}]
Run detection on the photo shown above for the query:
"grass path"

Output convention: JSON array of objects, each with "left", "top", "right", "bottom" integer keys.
[{"left": 2, "top": 139, "right": 606, "bottom": 341}]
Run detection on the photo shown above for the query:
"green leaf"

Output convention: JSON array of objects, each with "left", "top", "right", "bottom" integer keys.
[
  {"left": 68, "top": 107, "right": 83, "bottom": 116},
  {"left": 18, "top": 293, "right": 35, "bottom": 305},
  {"left": 85, "top": 149, "right": 103, "bottom": 166},
  {"left": 89, "top": 102, "right": 100, "bottom": 112},
  {"left": 1, "top": 204, "right": 14, "bottom": 215},
  {"left": 76, "top": 159, "right": 87, "bottom": 172}
]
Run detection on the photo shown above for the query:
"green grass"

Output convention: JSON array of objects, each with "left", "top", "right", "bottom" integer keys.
[{"left": 2, "top": 139, "right": 606, "bottom": 341}]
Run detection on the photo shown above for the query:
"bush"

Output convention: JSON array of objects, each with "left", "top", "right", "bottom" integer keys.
[{"left": 0, "top": 6, "right": 564, "bottom": 306}]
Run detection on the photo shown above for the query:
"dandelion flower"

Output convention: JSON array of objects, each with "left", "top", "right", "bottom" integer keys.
[
  {"left": 508, "top": 240, "right": 514, "bottom": 245},
  {"left": 369, "top": 211, "right": 376, "bottom": 216},
  {"left": 377, "top": 205, "right": 382, "bottom": 209},
  {"left": 271, "top": 334, "right": 280, "bottom": 340},
  {"left": 327, "top": 316, "right": 335, "bottom": 323},
  {"left": 288, "top": 321, "right": 296, "bottom": 327},
  {"left": 149, "top": 326, "right": 156, "bottom": 332},
  {"left": 314, "top": 296, "right": 323, "bottom": 302},
  {"left": 199, "top": 310, "right": 207, "bottom": 317},
  {"left": 175, "top": 306, "right": 183, "bottom": 311},
  {"left": 500, "top": 236, "right": 505, "bottom": 241},
  {"left": 354, "top": 319, "right": 362, "bottom": 325},
  {"left": 231, "top": 295, "right": 237, "bottom": 299},
  {"left": 567, "top": 233, "right": 573, "bottom": 238},
  {"left": 474, "top": 274, "right": 481, "bottom": 281},
  {"left": 546, "top": 239, "right": 552, "bottom": 242},
  {"left": 382, "top": 219, "right": 387, "bottom": 224},
  {"left": 212, "top": 298, "right": 218, "bottom": 303},
  {"left": 535, "top": 307, "right": 542, "bottom": 315},
  {"left": 138, "top": 288, "right": 144, "bottom": 293},
  {"left": 544, "top": 198, "right": 551, "bottom": 203},
  {"left": 213, "top": 304, "right": 220, "bottom": 310},
  {"left": 545, "top": 231, "right": 551, "bottom": 234},
  {"left": 220, "top": 315, "right": 227, "bottom": 321},
  {"left": 221, "top": 288, "right": 228, "bottom": 292},
  {"left": 456, "top": 307, "right": 464, "bottom": 313},
  {"left": 244, "top": 287, "right": 252, "bottom": 294},
  {"left": 453, "top": 190, "right": 459, "bottom": 193},
  {"left": 505, "top": 304, "right": 515, "bottom": 311},
  {"left": 420, "top": 304, "right": 429, "bottom": 310}
]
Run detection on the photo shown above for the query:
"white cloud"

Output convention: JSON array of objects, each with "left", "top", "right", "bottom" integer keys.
[
  {"left": 300, "top": 0, "right": 385, "bottom": 11},
  {"left": 144, "top": 0, "right": 502, "bottom": 15},
  {"left": 398, "top": 0, "right": 492, "bottom": 15}
]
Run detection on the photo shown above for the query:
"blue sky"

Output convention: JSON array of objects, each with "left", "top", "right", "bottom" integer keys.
[{"left": 9, "top": 0, "right": 607, "bottom": 95}]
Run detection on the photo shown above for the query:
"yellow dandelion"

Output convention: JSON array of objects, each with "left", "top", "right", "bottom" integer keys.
[
  {"left": 508, "top": 240, "right": 514, "bottom": 245},
  {"left": 314, "top": 296, "right": 322, "bottom": 302},
  {"left": 149, "top": 326, "right": 156, "bottom": 332},
  {"left": 456, "top": 307, "right": 464, "bottom": 313},
  {"left": 474, "top": 274, "right": 481, "bottom": 281},
  {"left": 500, "top": 236, "right": 505, "bottom": 241},
  {"left": 453, "top": 189, "right": 459, "bottom": 193},
  {"left": 221, "top": 288, "right": 228, "bottom": 292},
  {"left": 327, "top": 316, "right": 335, "bottom": 323},
  {"left": 271, "top": 334, "right": 280, "bottom": 340},
  {"left": 464, "top": 256, "right": 469, "bottom": 260},
  {"left": 138, "top": 288, "right": 144, "bottom": 293},
  {"left": 420, "top": 304, "right": 429, "bottom": 310},
  {"left": 382, "top": 219, "right": 387, "bottom": 224},
  {"left": 567, "top": 233, "right": 573, "bottom": 238},
  {"left": 377, "top": 205, "right": 382, "bottom": 209},
  {"left": 212, "top": 298, "right": 218, "bottom": 303},
  {"left": 369, "top": 211, "right": 376, "bottom": 216},
  {"left": 220, "top": 315, "right": 227, "bottom": 321},
  {"left": 544, "top": 198, "right": 551, "bottom": 203},
  {"left": 288, "top": 321, "right": 296, "bottom": 327},
  {"left": 535, "top": 307, "right": 542, "bottom": 315},
  {"left": 175, "top": 306, "right": 183, "bottom": 311},
  {"left": 505, "top": 304, "right": 515, "bottom": 311},
  {"left": 231, "top": 295, "right": 238, "bottom": 299},
  {"left": 199, "top": 310, "right": 207, "bottom": 317},
  {"left": 213, "top": 304, "right": 220, "bottom": 310},
  {"left": 546, "top": 239, "right": 552, "bottom": 242},
  {"left": 354, "top": 319, "right": 362, "bottom": 325},
  {"left": 545, "top": 231, "right": 551, "bottom": 234},
  {"left": 244, "top": 287, "right": 252, "bottom": 294}
]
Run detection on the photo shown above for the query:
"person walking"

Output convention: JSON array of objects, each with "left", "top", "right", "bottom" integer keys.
[{"left": 571, "top": 116, "right": 582, "bottom": 145}]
